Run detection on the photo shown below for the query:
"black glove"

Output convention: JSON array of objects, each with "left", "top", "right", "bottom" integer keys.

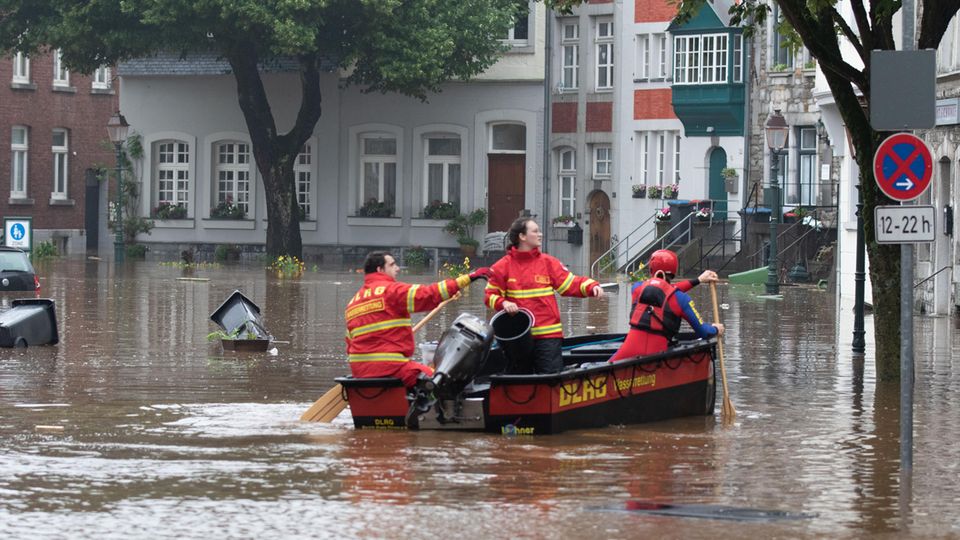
[{"left": 469, "top": 267, "right": 491, "bottom": 282}]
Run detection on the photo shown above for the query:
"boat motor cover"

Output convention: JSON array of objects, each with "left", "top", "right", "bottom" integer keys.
[{"left": 431, "top": 313, "right": 494, "bottom": 398}]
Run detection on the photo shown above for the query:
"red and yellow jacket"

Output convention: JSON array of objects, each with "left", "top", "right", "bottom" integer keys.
[
  {"left": 485, "top": 247, "right": 599, "bottom": 339},
  {"left": 345, "top": 272, "right": 470, "bottom": 364}
]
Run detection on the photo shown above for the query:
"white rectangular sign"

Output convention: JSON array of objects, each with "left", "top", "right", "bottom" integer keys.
[{"left": 874, "top": 205, "right": 936, "bottom": 244}]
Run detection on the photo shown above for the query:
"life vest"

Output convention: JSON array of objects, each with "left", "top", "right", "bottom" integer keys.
[{"left": 628, "top": 278, "right": 682, "bottom": 338}]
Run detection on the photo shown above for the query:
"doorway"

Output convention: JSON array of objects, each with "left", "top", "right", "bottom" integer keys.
[
  {"left": 488, "top": 154, "right": 525, "bottom": 232},
  {"left": 588, "top": 191, "right": 611, "bottom": 270},
  {"left": 709, "top": 147, "right": 728, "bottom": 220}
]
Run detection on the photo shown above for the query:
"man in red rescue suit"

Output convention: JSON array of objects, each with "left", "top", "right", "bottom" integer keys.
[
  {"left": 609, "top": 249, "right": 724, "bottom": 362},
  {"left": 485, "top": 217, "right": 604, "bottom": 374},
  {"left": 345, "top": 252, "right": 489, "bottom": 388}
]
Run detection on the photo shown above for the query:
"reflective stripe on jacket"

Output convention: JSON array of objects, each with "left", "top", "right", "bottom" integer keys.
[
  {"left": 485, "top": 247, "right": 598, "bottom": 339},
  {"left": 345, "top": 272, "right": 470, "bottom": 360}
]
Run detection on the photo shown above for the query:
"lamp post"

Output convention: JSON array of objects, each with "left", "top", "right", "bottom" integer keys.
[
  {"left": 765, "top": 109, "right": 789, "bottom": 295},
  {"left": 106, "top": 111, "right": 129, "bottom": 264}
]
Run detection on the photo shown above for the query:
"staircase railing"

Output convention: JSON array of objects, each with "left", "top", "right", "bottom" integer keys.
[
  {"left": 685, "top": 221, "right": 743, "bottom": 276},
  {"left": 590, "top": 213, "right": 658, "bottom": 277}
]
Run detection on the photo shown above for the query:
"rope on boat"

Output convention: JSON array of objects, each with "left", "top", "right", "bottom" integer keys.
[{"left": 352, "top": 386, "right": 392, "bottom": 400}]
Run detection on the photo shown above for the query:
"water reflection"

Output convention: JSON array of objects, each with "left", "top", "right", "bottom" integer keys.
[{"left": 0, "top": 260, "right": 958, "bottom": 538}]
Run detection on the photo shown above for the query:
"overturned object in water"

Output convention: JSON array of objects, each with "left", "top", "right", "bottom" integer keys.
[
  {"left": 0, "top": 298, "right": 59, "bottom": 347},
  {"left": 209, "top": 289, "right": 270, "bottom": 340}
]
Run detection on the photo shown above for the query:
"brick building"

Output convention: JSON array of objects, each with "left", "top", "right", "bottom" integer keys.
[{"left": 0, "top": 50, "right": 118, "bottom": 255}]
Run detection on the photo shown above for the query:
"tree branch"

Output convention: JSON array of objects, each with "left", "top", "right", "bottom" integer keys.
[
  {"left": 918, "top": 0, "right": 960, "bottom": 49},
  {"left": 278, "top": 55, "right": 323, "bottom": 157},
  {"left": 830, "top": 8, "right": 865, "bottom": 61}
]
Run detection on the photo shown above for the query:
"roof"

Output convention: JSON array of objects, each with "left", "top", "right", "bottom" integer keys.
[{"left": 118, "top": 51, "right": 338, "bottom": 77}]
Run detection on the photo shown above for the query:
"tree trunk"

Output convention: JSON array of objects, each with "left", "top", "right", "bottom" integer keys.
[{"left": 226, "top": 42, "right": 323, "bottom": 259}]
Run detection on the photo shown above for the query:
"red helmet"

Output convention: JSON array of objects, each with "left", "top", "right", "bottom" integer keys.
[{"left": 648, "top": 250, "right": 678, "bottom": 278}]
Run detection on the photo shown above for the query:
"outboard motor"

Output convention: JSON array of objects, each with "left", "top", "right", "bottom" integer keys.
[{"left": 407, "top": 313, "right": 494, "bottom": 428}]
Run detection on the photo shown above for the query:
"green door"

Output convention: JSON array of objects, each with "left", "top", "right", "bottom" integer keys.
[{"left": 709, "top": 148, "right": 728, "bottom": 220}]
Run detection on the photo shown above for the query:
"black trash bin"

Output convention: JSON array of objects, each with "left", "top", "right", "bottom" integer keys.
[
  {"left": 490, "top": 308, "right": 534, "bottom": 374},
  {"left": 668, "top": 200, "right": 695, "bottom": 243},
  {"left": 210, "top": 290, "right": 269, "bottom": 339},
  {"left": 0, "top": 298, "right": 59, "bottom": 347}
]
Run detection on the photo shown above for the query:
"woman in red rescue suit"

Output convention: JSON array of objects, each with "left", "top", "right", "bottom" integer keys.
[
  {"left": 609, "top": 249, "right": 724, "bottom": 362},
  {"left": 345, "top": 251, "right": 489, "bottom": 388},
  {"left": 485, "top": 217, "right": 604, "bottom": 374}
]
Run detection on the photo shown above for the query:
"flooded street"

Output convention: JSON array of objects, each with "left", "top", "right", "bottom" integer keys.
[{"left": 1, "top": 258, "right": 958, "bottom": 538}]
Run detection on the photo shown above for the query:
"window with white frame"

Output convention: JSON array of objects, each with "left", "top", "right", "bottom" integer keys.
[
  {"left": 12, "top": 52, "right": 29, "bottom": 84},
  {"left": 491, "top": 123, "right": 526, "bottom": 152},
  {"left": 156, "top": 141, "right": 190, "bottom": 213},
  {"left": 673, "top": 35, "right": 698, "bottom": 83},
  {"left": 594, "top": 145, "right": 611, "bottom": 177},
  {"left": 639, "top": 133, "right": 649, "bottom": 184},
  {"left": 215, "top": 142, "right": 251, "bottom": 217},
  {"left": 561, "top": 22, "right": 579, "bottom": 89},
  {"left": 771, "top": 4, "right": 793, "bottom": 68},
  {"left": 936, "top": 15, "right": 960, "bottom": 73},
  {"left": 10, "top": 126, "right": 28, "bottom": 198},
  {"left": 656, "top": 133, "right": 665, "bottom": 184},
  {"left": 638, "top": 34, "right": 650, "bottom": 79},
  {"left": 296, "top": 144, "right": 312, "bottom": 219},
  {"left": 424, "top": 136, "right": 461, "bottom": 208},
  {"left": 558, "top": 149, "right": 576, "bottom": 217},
  {"left": 733, "top": 35, "right": 743, "bottom": 82},
  {"left": 596, "top": 20, "right": 614, "bottom": 90},
  {"left": 504, "top": 0, "right": 530, "bottom": 44},
  {"left": 700, "top": 34, "right": 728, "bottom": 83},
  {"left": 359, "top": 135, "right": 397, "bottom": 216},
  {"left": 52, "top": 129, "right": 68, "bottom": 200},
  {"left": 92, "top": 66, "right": 111, "bottom": 90},
  {"left": 795, "top": 127, "right": 817, "bottom": 206},
  {"left": 658, "top": 34, "right": 669, "bottom": 78},
  {"left": 53, "top": 49, "right": 69, "bottom": 86},
  {"left": 674, "top": 134, "right": 681, "bottom": 182}
]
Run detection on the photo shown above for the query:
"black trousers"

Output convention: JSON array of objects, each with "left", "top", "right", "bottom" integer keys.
[{"left": 507, "top": 337, "right": 563, "bottom": 374}]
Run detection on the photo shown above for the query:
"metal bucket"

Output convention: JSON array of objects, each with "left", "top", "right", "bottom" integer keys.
[{"left": 490, "top": 308, "right": 534, "bottom": 373}]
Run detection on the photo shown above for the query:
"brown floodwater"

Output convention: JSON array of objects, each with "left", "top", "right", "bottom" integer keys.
[{"left": 1, "top": 258, "right": 958, "bottom": 538}]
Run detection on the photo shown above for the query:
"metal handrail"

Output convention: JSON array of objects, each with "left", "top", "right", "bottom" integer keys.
[
  {"left": 591, "top": 213, "right": 658, "bottom": 277},
  {"left": 685, "top": 222, "right": 743, "bottom": 275},
  {"left": 619, "top": 213, "right": 695, "bottom": 274},
  {"left": 914, "top": 265, "right": 952, "bottom": 289}
]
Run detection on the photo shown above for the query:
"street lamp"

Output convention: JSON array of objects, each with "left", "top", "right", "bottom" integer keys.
[
  {"left": 106, "top": 111, "right": 129, "bottom": 264},
  {"left": 765, "top": 109, "right": 789, "bottom": 295}
]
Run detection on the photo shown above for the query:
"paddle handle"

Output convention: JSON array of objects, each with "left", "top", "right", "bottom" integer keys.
[{"left": 412, "top": 292, "right": 460, "bottom": 334}]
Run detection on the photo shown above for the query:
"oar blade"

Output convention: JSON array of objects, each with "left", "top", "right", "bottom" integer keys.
[{"left": 300, "top": 384, "right": 347, "bottom": 422}]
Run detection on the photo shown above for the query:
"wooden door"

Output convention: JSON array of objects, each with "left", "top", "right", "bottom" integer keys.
[
  {"left": 709, "top": 147, "right": 728, "bottom": 220},
  {"left": 488, "top": 154, "right": 525, "bottom": 232},
  {"left": 588, "top": 191, "right": 611, "bottom": 269}
]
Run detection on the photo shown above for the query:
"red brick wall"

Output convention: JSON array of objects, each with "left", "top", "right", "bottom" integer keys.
[
  {"left": 633, "top": 89, "right": 677, "bottom": 120},
  {"left": 634, "top": 0, "right": 678, "bottom": 23},
  {"left": 586, "top": 102, "right": 613, "bottom": 132},
  {"left": 552, "top": 102, "right": 577, "bottom": 133},
  {"left": 0, "top": 53, "right": 118, "bottom": 231}
]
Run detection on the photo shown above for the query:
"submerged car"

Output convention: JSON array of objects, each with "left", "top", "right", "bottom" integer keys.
[{"left": 0, "top": 247, "right": 40, "bottom": 293}]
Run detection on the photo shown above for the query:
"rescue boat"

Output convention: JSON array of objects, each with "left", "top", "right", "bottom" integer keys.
[{"left": 336, "top": 313, "right": 717, "bottom": 435}]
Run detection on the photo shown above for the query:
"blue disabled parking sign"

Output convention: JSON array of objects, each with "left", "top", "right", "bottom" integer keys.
[{"left": 4, "top": 217, "right": 33, "bottom": 251}]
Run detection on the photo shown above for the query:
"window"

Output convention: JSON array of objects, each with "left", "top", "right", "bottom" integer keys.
[
  {"left": 638, "top": 35, "right": 650, "bottom": 79},
  {"left": 52, "top": 129, "right": 68, "bottom": 200},
  {"left": 491, "top": 124, "right": 526, "bottom": 152},
  {"left": 673, "top": 35, "right": 698, "bottom": 84},
  {"left": 561, "top": 22, "right": 579, "bottom": 89},
  {"left": 638, "top": 133, "right": 649, "bottom": 184},
  {"left": 656, "top": 133, "right": 665, "bottom": 184},
  {"left": 795, "top": 127, "right": 817, "bottom": 206},
  {"left": 156, "top": 141, "right": 190, "bottom": 213},
  {"left": 92, "top": 66, "right": 111, "bottom": 90},
  {"left": 11, "top": 126, "right": 28, "bottom": 198},
  {"left": 215, "top": 142, "right": 251, "bottom": 216},
  {"left": 296, "top": 144, "right": 312, "bottom": 219},
  {"left": 596, "top": 20, "right": 614, "bottom": 90},
  {"left": 424, "top": 136, "right": 461, "bottom": 207},
  {"left": 594, "top": 145, "right": 611, "bottom": 177},
  {"left": 674, "top": 134, "right": 681, "bottom": 182},
  {"left": 658, "top": 34, "right": 669, "bottom": 78},
  {"left": 700, "top": 34, "right": 728, "bottom": 83},
  {"left": 558, "top": 149, "right": 576, "bottom": 217},
  {"left": 359, "top": 135, "right": 397, "bottom": 216},
  {"left": 733, "top": 34, "right": 744, "bottom": 82},
  {"left": 504, "top": 1, "right": 530, "bottom": 44},
  {"left": 12, "top": 52, "right": 29, "bottom": 84},
  {"left": 53, "top": 49, "right": 69, "bottom": 86}
]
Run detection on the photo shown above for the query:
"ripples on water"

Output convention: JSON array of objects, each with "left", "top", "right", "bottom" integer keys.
[{"left": 0, "top": 260, "right": 958, "bottom": 538}]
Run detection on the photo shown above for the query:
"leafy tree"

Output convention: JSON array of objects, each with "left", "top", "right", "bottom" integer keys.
[
  {"left": 1, "top": 0, "right": 521, "bottom": 258},
  {"left": 673, "top": 0, "right": 959, "bottom": 379}
]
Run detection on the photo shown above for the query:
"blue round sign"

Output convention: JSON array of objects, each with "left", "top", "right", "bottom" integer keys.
[{"left": 10, "top": 223, "right": 25, "bottom": 241}]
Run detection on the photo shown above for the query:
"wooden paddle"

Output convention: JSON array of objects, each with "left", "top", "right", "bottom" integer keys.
[
  {"left": 710, "top": 282, "right": 736, "bottom": 422},
  {"left": 299, "top": 292, "right": 461, "bottom": 422}
]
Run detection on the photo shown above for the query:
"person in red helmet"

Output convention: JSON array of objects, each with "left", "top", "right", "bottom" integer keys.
[{"left": 609, "top": 249, "right": 723, "bottom": 362}]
